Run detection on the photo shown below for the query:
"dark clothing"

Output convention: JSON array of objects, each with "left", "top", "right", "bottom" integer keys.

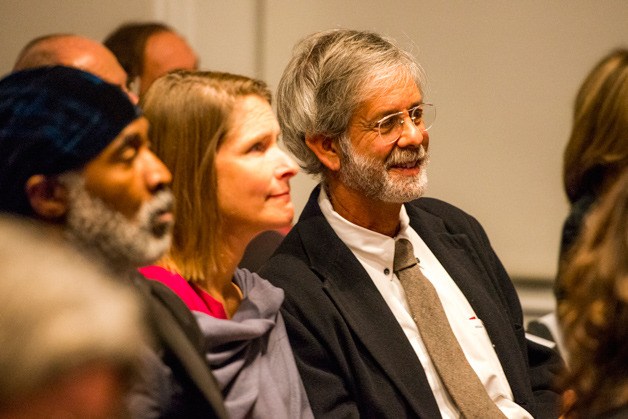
[
  {"left": 559, "top": 191, "right": 597, "bottom": 262},
  {"left": 239, "top": 230, "right": 285, "bottom": 272},
  {"left": 555, "top": 191, "right": 597, "bottom": 301},
  {"left": 259, "top": 186, "right": 563, "bottom": 419},
  {"left": 129, "top": 274, "right": 228, "bottom": 419},
  {"left": 596, "top": 405, "right": 628, "bottom": 419}
]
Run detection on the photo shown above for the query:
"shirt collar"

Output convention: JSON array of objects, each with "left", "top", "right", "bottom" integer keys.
[{"left": 318, "top": 186, "right": 412, "bottom": 267}]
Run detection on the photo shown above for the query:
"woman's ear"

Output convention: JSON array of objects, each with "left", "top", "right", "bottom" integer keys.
[
  {"left": 25, "top": 175, "right": 69, "bottom": 220},
  {"left": 305, "top": 135, "right": 341, "bottom": 172}
]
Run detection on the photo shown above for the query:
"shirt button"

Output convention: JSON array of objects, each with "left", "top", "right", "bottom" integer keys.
[{"left": 384, "top": 268, "right": 390, "bottom": 275}]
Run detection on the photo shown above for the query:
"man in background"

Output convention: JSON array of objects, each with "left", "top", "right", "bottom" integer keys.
[{"left": 104, "top": 22, "right": 198, "bottom": 97}]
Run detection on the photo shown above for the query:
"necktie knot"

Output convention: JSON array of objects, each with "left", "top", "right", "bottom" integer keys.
[{"left": 393, "top": 238, "right": 418, "bottom": 273}]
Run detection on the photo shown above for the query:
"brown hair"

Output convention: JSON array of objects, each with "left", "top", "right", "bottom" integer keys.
[
  {"left": 558, "top": 169, "right": 628, "bottom": 417},
  {"left": 563, "top": 48, "right": 628, "bottom": 203},
  {"left": 103, "top": 22, "right": 172, "bottom": 87},
  {"left": 141, "top": 70, "right": 271, "bottom": 284}
]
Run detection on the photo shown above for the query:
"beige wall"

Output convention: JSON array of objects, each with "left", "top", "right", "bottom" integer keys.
[
  {"left": 1, "top": 1, "right": 626, "bottom": 288},
  {"left": 261, "top": 1, "right": 627, "bottom": 282},
  {"left": 0, "top": 0, "right": 154, "bottom": 72}
]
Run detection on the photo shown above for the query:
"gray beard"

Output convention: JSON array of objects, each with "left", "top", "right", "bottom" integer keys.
[
  {"left": 60, "top": 172, "right": 173, "bottom": 276},
  {"left": 338, "top": 138, "right": 429, "bottom": 203}
]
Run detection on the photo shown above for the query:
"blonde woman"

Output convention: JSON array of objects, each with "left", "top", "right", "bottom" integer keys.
[{"left": 140, "top": 70, "right": 312, "bottom": 418}]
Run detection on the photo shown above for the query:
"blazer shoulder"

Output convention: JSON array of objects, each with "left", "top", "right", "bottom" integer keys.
[
  {"left": 407, "top": 197, "right": 483, "bottom": 233},
  {"left": 410, "top": 196, "right": 474, "bottom": 219},
  {"left": 133, "top": 273, "right": 204, "bottom": 349}
]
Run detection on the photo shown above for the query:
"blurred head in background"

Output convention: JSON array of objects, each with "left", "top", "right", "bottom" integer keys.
[{"left": 104, "top": 22, "right": 198, "bottom": 97}]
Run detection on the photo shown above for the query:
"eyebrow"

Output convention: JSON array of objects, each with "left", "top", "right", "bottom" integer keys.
[{"left": 373, "top": 100, "right": 424, "bottom": 122}]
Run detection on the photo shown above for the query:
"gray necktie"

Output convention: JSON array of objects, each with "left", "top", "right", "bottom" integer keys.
[{"left": 393, "top": 238, "right": 506, "bottom": 419}]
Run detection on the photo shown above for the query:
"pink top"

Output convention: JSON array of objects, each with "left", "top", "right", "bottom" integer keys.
[{"left": 139, "top": 265, "right": 228, "bottom": 319}]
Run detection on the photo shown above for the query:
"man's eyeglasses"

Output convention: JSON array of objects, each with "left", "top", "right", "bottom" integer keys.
[{"left": 373, "top": 103, "right": 436, "bottom": 144}]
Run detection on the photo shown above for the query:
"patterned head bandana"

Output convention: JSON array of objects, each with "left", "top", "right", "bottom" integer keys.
[{"left": 0, "top": 66, "right": 141, "bottom": 215}]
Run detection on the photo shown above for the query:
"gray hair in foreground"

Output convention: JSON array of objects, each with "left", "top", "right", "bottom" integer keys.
[
  {"left": 0, "top": 215, "right": 147, "bottom": 403},
  {"left": 277, "top": 28, "right": 427, "bottom": 175}
]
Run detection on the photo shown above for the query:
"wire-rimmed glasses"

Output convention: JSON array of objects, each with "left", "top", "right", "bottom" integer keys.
[{"left": 373, "top": 103, "right": 436, "bottom": 144}]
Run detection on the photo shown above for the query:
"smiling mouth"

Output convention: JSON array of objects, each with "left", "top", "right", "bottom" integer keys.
[
  {"left": 390, "top": 161, "right": 419, "bottom": 169},
  {"left": 388, "top": 156, "right": 426, "bottom": 171},
  {"left": 386, "top": 145, "right": 427, "bottom": 170}
]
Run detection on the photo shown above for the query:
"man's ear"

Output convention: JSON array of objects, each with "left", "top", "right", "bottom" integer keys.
[
  {"left": 25, "top": 175, "right": 69, "bottom": 220},
  {"left": 305, "top": 134, "right": 341, "bottom": 172}
]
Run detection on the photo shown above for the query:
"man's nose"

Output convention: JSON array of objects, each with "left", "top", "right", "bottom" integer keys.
[
  {"left": 396, "top": 117, "right": 426, "bottom": 148},
  {"left": 143, "top": 150, "right": 172, "bottom": 190}
]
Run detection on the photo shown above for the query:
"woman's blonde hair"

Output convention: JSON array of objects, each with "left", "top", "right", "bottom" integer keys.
[
  {"left": 563, "top": 48, "right": 628, "bottom": 203},
  {"left": 141, "top": 70, "right": 271, "bottom": 283},
  {"left": 558, "top": 169, "right": 628, "bottom": 417}
]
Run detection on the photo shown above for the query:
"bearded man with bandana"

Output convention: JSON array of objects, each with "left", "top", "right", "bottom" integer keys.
[{"left": 0, "top": 66, "right": 227, "bottom": 419}]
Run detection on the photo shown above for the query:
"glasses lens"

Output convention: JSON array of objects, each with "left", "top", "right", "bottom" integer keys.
[
  {"left": 377, "top": 104, "right": 437, "bottom": 144},
  {"left": 377, "top": 113, "right": 401, "bottom": 144},
  {"left": 418, "top": 103, "right": 436, "bottom": 131}
]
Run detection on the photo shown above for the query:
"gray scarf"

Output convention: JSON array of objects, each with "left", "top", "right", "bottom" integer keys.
[{"left": 194, "top": 269, "right": 313, "bottom": 419}]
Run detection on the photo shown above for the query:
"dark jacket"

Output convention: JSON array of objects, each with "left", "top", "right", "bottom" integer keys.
[
  {"left": 259, "top": 186, "right": 562, "bottom": 419},
  {"left": 129, "top": 274, "right": 229, "bottom": 419}
]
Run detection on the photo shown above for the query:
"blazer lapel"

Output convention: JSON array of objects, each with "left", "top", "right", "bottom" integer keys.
[
  {"left": 405, "top": 202, "right": 531, "bottom": 398},
  {"left": 407, "top": 203, "right": 512, "bottom": 330}
]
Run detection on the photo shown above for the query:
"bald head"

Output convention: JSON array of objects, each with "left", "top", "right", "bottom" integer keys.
[{"left": 13, "top": 34, "right": 137, "bottom": 103}]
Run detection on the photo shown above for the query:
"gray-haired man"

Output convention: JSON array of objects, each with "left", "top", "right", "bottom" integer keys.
[{"left": 259, "top": 29, "right": 562, "bottom": 419}]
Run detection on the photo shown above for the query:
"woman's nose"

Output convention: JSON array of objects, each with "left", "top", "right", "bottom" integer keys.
[{"left": 275, "top": 148, "right": 299, "bottom": 179}]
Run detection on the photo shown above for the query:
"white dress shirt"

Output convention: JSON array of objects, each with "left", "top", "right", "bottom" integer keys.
[{"left": 318, "top": 189, "right": 532, "bottom": 419}]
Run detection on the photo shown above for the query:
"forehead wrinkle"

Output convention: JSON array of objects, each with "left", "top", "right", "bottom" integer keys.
[{"left": 365, "top": 71, "right": 419, "bottom": 105}]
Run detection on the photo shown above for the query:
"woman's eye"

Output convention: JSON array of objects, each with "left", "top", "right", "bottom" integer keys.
[{"left": 248, "top": 142, "right": 266, "bottom": 153}]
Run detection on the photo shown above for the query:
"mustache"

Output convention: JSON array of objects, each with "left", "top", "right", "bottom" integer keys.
[
  {"left": 385, "top": 145, "right": 428, "bottom": 169},
  {"left": 147, "top": 188, "right": 175, "bottom": 216},
  {"left": 142, "top": 188, "right": 175, "bottom": 237}
]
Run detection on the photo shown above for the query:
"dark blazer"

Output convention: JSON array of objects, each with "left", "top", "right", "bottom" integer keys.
[
  {"left": 130, "top": 274, "right": 229, "bottom": 419},
  {"left": 259, "top": 186, "right": 562, "bottom": 419}
]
